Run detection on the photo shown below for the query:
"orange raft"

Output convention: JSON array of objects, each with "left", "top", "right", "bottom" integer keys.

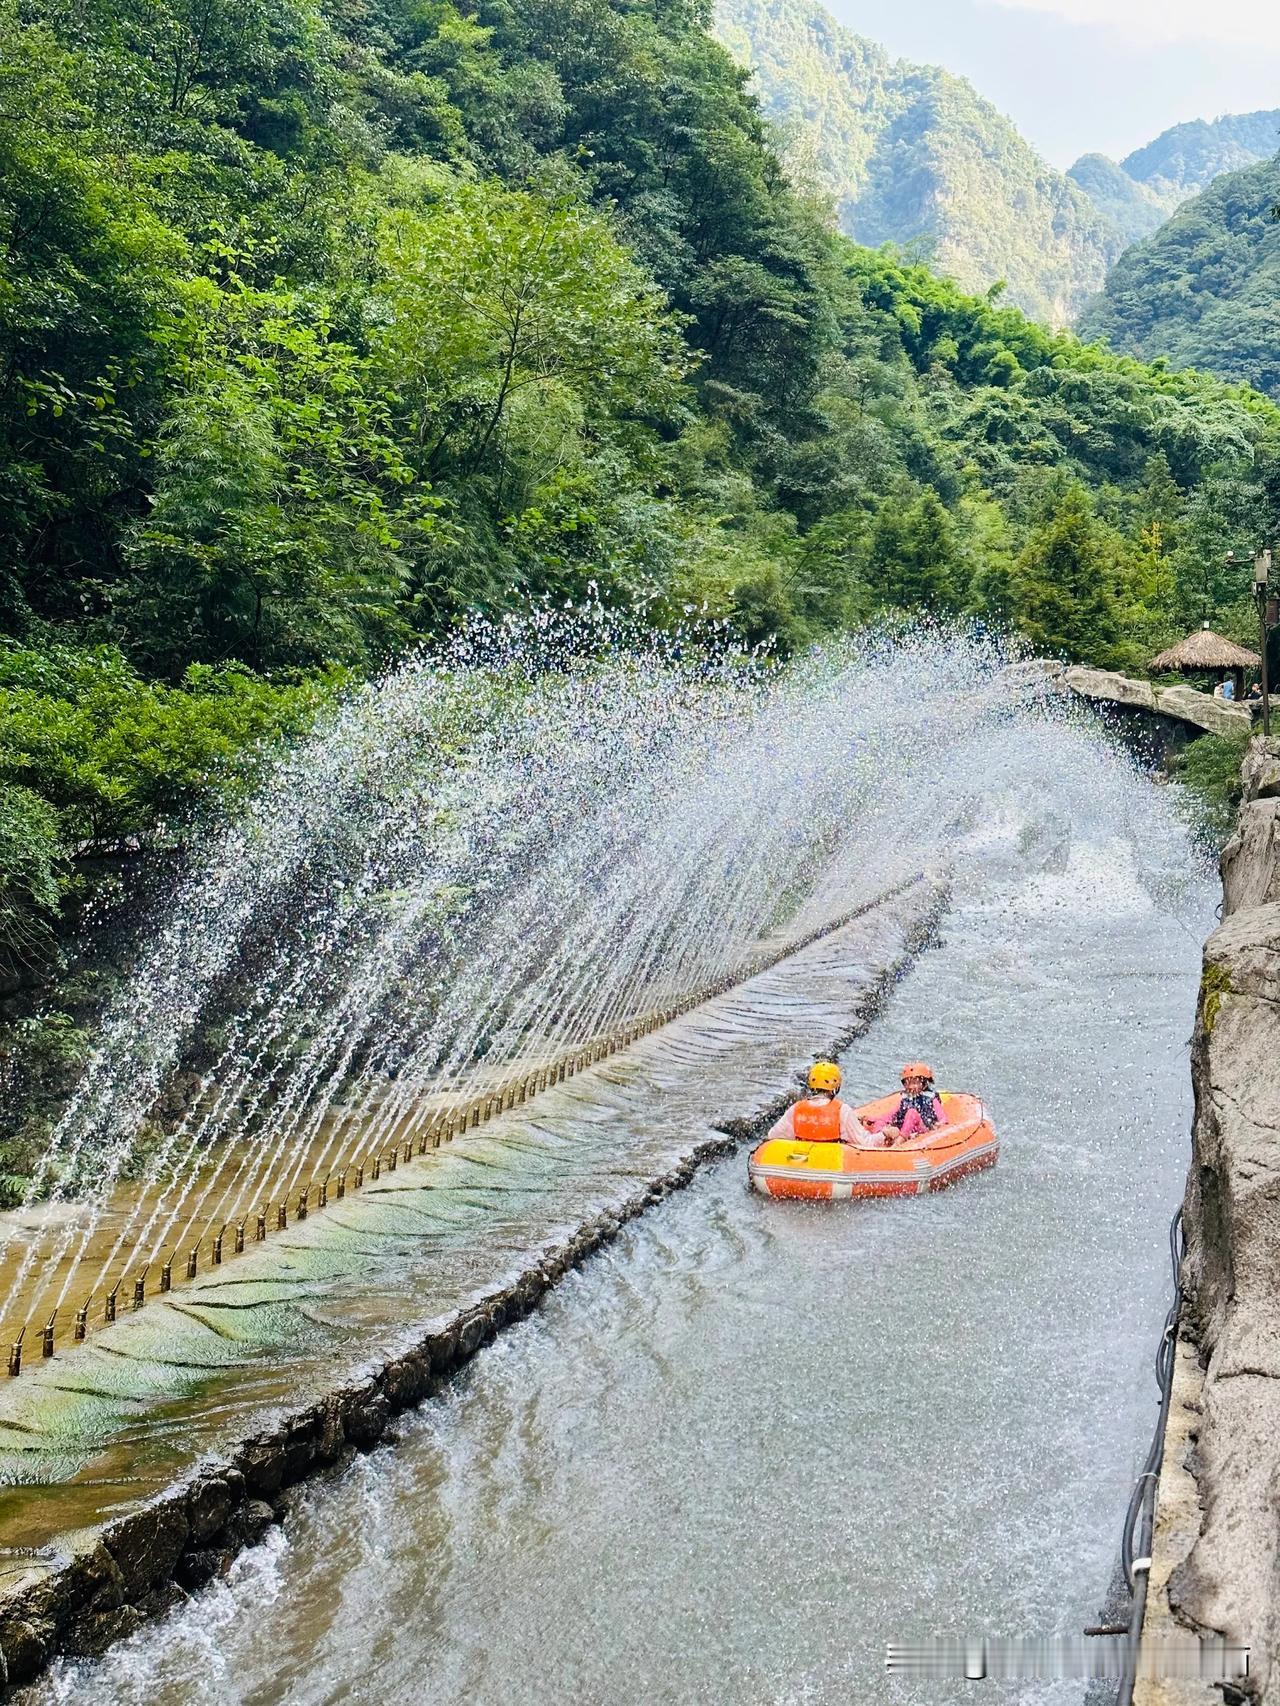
[{"left": 748, "top": 1092, "right": 997, "bottom": 1201}]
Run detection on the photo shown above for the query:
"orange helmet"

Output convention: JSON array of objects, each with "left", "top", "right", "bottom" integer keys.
[
  {"left": 808, "top": 1060, "right": 842, "bottom": 1094},
  {"left": 901, "top": 1062, "right": 935, "bottom": 1084}
]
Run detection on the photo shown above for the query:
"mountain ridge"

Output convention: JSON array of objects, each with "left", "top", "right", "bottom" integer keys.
[
  {"left": 716, "top": 0, "right": 1280, "bottom": 321},
  {"left": 714, "top": 0, "right": 1124, "bottom": 326},
  {"left": 1122, "top": 109, "right": 1280, "bottom": 195},
  {"left": 1068, "top": 109, "right": 1280, "bottom": 246}
]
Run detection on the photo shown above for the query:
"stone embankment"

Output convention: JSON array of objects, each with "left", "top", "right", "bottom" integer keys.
[
  {"left": 1139, "top": 736, "right": 1280, "bottom": 1706},
  {"left": 0, "top": 1150, "right": 727, "bottom": 1692},
  {"left": 1041, "top": 661, "right": 1254, "bottom": 739}
]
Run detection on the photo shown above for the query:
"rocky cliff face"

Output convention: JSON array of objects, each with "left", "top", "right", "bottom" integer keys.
[{"left": 1173, "top": 736, "right": 1280, "bottom": 1700}]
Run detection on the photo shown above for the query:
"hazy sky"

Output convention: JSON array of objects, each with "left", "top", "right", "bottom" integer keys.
[{"left": 826, "top": 0, "right": 1280, "bottom": 166}]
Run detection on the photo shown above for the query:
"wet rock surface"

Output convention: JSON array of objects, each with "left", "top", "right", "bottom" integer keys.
[
  {"left": 1222, "top": 799, "right": 1280, "bottom": 914},
  {"left": 1059, "top": 664, "right": 1254, "bottom": 738},
  {"left": 1241, "top": 738, "right": 1280, "bottom": 806},
  {"left": 1172, "top": 736, "right": 1280, "bottom": 1702},
  {"left": 1223, "top": 739, "right": 1280, "bottom": 918}
]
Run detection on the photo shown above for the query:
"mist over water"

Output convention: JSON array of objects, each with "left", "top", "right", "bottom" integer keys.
[{"left": 28, "top": 628, "right": 1215, "bottom": 1706}]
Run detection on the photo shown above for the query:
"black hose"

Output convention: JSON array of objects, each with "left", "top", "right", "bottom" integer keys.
[{"left": 1115, "top": 1207, "right": 1184, "bottom": 1706}]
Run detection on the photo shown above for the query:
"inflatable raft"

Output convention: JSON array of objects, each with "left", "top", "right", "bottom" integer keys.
[{"left": 748, "top": 1091, "right": 997, "bottom": 1201}]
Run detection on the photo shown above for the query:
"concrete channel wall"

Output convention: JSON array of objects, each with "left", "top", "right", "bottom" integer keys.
[
  {"left": 1137, "top": 737, "right": 1280, "bottom": 1706},
  {"left": 0, "top": 877, "right": 946, "bottom": 1695}
]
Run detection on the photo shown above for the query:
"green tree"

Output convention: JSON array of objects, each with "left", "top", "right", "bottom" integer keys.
[
  {"left": 122, "top": 279, "right": 426, "bottom": 672},
  {"left": 866, "top": 490, "right": 965, "bottom": 611},
  {"left": 0, "top": 643, "right": 338, "bottom": 846},
  {"left": 375, "top": 173, "right": 689, "bottom": 478},
  {"left": 1010, "top": 483, "right": 1122, "bottom": 661},
  {"left": 0, "top": 2, "right": 183, "bottom": 626},
  {"left": 0, "top": 785, "right": 62, "bottom": 975}
]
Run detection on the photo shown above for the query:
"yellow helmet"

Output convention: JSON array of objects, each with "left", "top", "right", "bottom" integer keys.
[{"left": 807, "top": 1060, "right": 842, "bottom": 1094}]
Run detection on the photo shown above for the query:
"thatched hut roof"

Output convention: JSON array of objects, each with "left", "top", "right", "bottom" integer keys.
[{"left": 1150, "top": 627, "right": 1260, "bottom": 673}]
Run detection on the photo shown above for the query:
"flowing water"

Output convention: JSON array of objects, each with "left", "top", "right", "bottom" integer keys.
[{"left": 27, "top": 633, "right": 1216, "bottom": 1706}]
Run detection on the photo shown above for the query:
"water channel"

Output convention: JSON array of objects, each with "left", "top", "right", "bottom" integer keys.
[{"left": 32, "top": 698, "right": 1215, "bottom": 1706}]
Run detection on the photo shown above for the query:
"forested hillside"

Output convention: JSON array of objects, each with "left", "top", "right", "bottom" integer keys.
[
  {"left": 4, "top": 0, "right": 1280, "bottom": 1176},
  {"left": 1067, "top": 155, "right": 1180, "bottom": 248},
  {"left": 1080, "top": 156, "right": 1280, "bottom": 399},
  {"left": 713, "top": 0, "right": 1123, "bottom": 324},
  {"left": 1120, "top": 110, "right": 1280, "bottom": 200},
  {"left": 1069, "top": 110, "right": 1280, "bottom": 247}
]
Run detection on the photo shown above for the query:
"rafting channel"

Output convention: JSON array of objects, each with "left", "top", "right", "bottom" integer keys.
[{"left": 26, "top": 631, "right": 1215, "bottom": 1706}]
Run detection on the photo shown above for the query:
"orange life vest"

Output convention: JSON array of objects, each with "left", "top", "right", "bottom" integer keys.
[{"left": 791, "top": 1097, "right": 843, "bottom": 1143}]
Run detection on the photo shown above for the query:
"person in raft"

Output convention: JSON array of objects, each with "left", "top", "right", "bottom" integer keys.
[
  {"left": 865, "top": 1063, "right": 949, "bottom": 1146},
  {"left": 766, "top": 1061, "right": 878, "bottom": 1146}
]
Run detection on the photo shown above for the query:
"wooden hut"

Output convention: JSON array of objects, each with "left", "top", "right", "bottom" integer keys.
[{"left": 1150, "top": 624, "right": 1260, "bottom": 703}]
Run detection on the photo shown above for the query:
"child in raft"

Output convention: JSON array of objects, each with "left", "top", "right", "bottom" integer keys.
[{"left": 864, "top": 1063, "right": 949, "bottom": 1145}]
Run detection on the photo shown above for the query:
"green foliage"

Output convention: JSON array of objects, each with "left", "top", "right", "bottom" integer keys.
[
  {"left": 1066, "top": 153, "right": 1177, "bottom": 248},
  {"left": 370, "top": 170, "right": 693, "bottom": 613},
  {"left": 123, "top": 281, "right": 429, "bottom": 672},
  {"left": 0, "top": 642, "right": 340, "bottom": 846},
  {"left": 1174, "top": 727, "right": 1253, "bottom": 847},
  {"left": 866, "top": 490, "right": 967, "bottom": 612},
  {"left": 1120, "top": 112, "right": 1280, "bottom": 199},
  {"left": 1080, "top": 157, "right": 1280, "bottom": 401},
  {"left": 1066, "top": 113, "right": 1280, "bottom": 249},
  {"left": 0, "top": 640, "right": 341, "bottom": 1177},
  {"left": 0, "top": 785, "right": 62, "bottom": 973},
  {"left": 0, "top": 1008, "right": 96, "bottom": 1201},
  {"left": 0, "top": 0, "right": 184, "bottom": 623},
  {"left": 1009, "top": 483, "right": 1121, "bottom": 663},
  {"left": 2, "top": 0, "right": 1280, "bottom": 997}
]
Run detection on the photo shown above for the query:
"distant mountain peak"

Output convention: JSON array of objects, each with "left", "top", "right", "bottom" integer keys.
[
  {"left": 1121, "top": 109, "right": 1280, "bottom": 195},
  {"left": 1065, "top": 110, "right": 1280, "bottom": 248},
  {"left": 714, "top": 0, "right": 1122, "bottom": 326},
  {"left": 1066, "top": 153, "right": 1177, "bottom": 247}
]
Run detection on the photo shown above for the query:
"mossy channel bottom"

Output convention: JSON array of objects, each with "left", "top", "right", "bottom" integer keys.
[{"left": 30, "top": 786, "right": 1215, "bottom": 1706}]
